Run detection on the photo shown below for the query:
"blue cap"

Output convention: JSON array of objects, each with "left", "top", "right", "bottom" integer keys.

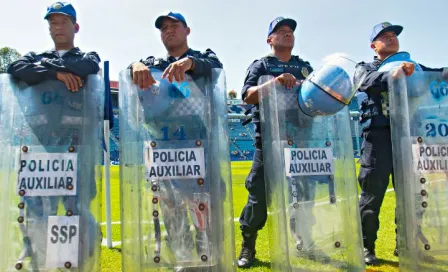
[
  {"left": 268, "top": 17, "right": 297, "bottom": 38},
  {"left": 44, "top": 2, "right": 77, "bottom": 22},
  {"left": 370, "top": 22, "right": 403, "bottom": 42},
  {"left": 155, "top": 12, "right": 187, "bottom": 29}
]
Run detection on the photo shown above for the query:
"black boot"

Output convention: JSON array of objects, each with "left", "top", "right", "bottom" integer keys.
[
  {"left": 237, "top": 232, "right": 257, "bottom": 268},
  {"left": 394, "top": 246, "right": 399, "bottom": 257},
  {"left": 364, "top": 247, "right": 379, "bottom": 265}
]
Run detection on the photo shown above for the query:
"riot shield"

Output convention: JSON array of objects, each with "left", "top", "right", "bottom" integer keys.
[
  {"left": 0, "top": 74, "right": 104, "bottom": 271},
  {"left": 119, "top": 68, "right": 235, "bottom": 272},
  {"left": 258, "top": 76, "right": 364, "bottom": 271},
  {"left": 389, "top": 71, "right": 448, "bottom": 271}
]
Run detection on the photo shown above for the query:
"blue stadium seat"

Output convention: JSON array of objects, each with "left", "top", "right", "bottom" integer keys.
[{"left": 107, "top": 99, "right": 362, "bottom": 163}]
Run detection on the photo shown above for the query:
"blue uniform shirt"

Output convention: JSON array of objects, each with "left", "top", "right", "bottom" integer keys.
[
  {"left": 7, "top": 48, "right": 113, "bottom": 128},
  {"left": 242, "top": 54, "right": 313, "bottom": 148},
  {"left": 7, "top": 48, "right": 100, "bottom": 85},
  {"left": 131, "top": 48, "right": 223, "bottom": 80},
  {"left": 354, "top": 57, "right": 444, "bottom": 132}
]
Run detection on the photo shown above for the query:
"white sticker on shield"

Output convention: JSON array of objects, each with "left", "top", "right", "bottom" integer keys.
[
  {"left": 144, "top": 144, "right": 205, "bottom": 180},
  {"left": 17, "top": 152, "right": 77, "bottom": 196},
  {"left": 284, "top": 148, "right": 334, "bottom": 177},
  {"left": 412, "top": 144, "right": 448, "bottom": 173},
  {"left": 45, "top": 216, "right": 80, "bottom": 268}
]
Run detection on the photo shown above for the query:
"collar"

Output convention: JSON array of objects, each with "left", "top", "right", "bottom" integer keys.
[
  {"left": 266, "top": 53, "right": 297, "bottom": 62},
  {"left": 373, "top": 56, "right": 382, "bottom": 67},
  {"left": 42, "top": 47, "right": 81, "bottom": 56},
  {"left": 165, "top": 48, "right": 193, "bottom": 62}
]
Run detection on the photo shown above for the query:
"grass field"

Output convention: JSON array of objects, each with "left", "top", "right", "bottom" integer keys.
[{"left": 100, "top": 161, "right": 398, "bottom": 271}]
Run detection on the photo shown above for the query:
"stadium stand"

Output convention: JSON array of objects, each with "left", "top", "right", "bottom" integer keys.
[
  {"left": 107, "top": 82, "right": 362, "bottom": 163},
  {"left": 227, "top": 100, "right": 256, "bottom": 160}
]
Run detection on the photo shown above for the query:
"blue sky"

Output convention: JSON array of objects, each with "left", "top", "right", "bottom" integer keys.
[{"left": 1, "top": 0, "right": 447, "bottom": 97}]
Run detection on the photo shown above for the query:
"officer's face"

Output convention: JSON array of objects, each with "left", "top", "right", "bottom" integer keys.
[
  {"left": 48, "top": 14, "right": 78, "bottom": 46},
  {"left": 160, "top": 18, "right": 190, "bottom": 50},
  {"left": 268, "top": 25, "right": 295, "bottom": 50},
  {"left": 372, "top": 31, "right": 399, "bottom": 55}
]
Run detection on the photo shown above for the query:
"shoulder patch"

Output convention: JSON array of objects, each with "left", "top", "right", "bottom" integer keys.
[{"left": 301, "top": 67, "right": 310, "bottom": 78}]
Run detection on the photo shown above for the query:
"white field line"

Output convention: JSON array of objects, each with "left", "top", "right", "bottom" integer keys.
[{"left": 102, "top": 187, "right": 398, "bottom": 247}]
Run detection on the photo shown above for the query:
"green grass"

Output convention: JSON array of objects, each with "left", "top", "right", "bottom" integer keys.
[{"left": 100, "top": 161, "right": 399, "bottom": 271}]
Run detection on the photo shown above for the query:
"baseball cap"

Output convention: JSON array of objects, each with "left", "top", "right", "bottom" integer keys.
[
  {"left": 370, "top": 22, "right": 403, "bottom": 42},
  {"left": 155, "top": 12, "right": 187, "bottom": 29},
  {"left": 268, "top": 17, "right": 297, "bottom": 38},
  {"left": 44, "top": 2, "right": 77, "bottom": 22}
]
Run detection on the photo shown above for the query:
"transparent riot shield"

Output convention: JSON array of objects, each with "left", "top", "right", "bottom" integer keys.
[
  {"left": 119, "top": 68, "right": 234, "bottom": 272},
  {"left": 258, "top": 76, "right": 364, "bottom": 271},
  {"left": 389, "top": 71, "right": 448, "bottom": 271},
  {"left": 0, "top": 74, "right": 104, "bottom": 272}
]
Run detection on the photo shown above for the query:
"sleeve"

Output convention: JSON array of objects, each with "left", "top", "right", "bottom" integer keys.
[
  {"left": 6, "top": 52, "right": 57, "bottom": 85},
  {"left": 354, "top": 62, "right": 389, "bottom": 96},
  {"left": 241, "top": 60, "right": 265, "bottom": 100},
  {"left": 41, "top": 51, "right": 101, "bottom": 77},
  {"left": 188, "top": 49, "right": 223, "bottom": 77}
]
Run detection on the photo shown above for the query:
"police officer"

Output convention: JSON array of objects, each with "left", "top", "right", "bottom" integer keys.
[
  {"left": 129, "top": 12, "right": 223, "bottom": 272},
  {"left": 354, "top": 22, "right": 446, "bottom": 265},
  {"left": 8, "top": 3, "right": 100, "bottom": 91},
  {"left": 7, "top": 1, "right": 111, "bottom": 266},
  {"left": 238, "top": 17, "right": 313, "bottom": 268},
  {"left": 130, "top": 12, "right": 222, "bottom": 89}
]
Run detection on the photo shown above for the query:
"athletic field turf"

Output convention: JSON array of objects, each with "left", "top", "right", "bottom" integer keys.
[{"left": 100, "top": 161, "right": 398, "bottom": 271}]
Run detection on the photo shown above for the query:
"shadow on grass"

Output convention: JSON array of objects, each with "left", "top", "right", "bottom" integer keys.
[
  {"left": 379, "top": 259, "right": 398, "bottom": 267},
  {"left": 365, "top": 258, "right": 398, "bottom": 271},
  {"left": 107, "top": 247, "right": 122, "bottom": 253},
  {"left": 238, "top": 259, "right": 271, "bottom": 270}
]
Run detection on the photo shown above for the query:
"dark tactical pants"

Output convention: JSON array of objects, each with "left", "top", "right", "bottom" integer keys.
[
  {"left": 239, "top": 149, "right": 267, "bottom": 234},
  {"left": 239, "top": 149, "right": 318, "bottom": 243},
  {"left": 358, "top": 129, "right": 397, "bottom": 250}
]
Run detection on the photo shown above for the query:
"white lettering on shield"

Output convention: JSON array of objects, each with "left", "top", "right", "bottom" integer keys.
[
  {"left": 413, "top": 144, "right": 448, "bottom": 173},
  {"left": 145, "top": 146, "right": 205, "bottom": 180},
  {"left": 45, "top": 216, "right": 80, "bottom": 268},
  {"left": 284, "top": 148, "right": 334, "bottom": 177},
  {"left": 17, "top": 153, "right": 77, "bottom": 196}
]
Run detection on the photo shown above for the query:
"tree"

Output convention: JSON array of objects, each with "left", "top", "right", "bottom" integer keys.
[
  {"left": 228, "top": 89, "right": 237, "bottom": 99},
  {"left": 0, "top": 47, "right": 21, "bottom": 73}
]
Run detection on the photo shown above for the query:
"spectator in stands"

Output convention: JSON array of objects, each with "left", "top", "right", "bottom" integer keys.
[
  {"left": 237, "top": 17, "right": 314, "bottom": 268},
  {"left": 354, "top": 22, "right": 446, "bottom": 264}
]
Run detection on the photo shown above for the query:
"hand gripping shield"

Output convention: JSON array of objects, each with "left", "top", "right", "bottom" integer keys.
[
  {"left": 389, "top": 70, "right": 448, "bottom": 271},
  {"left": 119, "top": 68, "right": 235, "bottom": 272},
  {"left": 258, "top": 76, "right": 364, "bottom": 271},
  {"left": 0, "top": 74, "right": 104, "bottom": 271}
]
